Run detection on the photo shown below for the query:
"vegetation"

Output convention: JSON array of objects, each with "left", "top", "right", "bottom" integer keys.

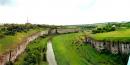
[
  {"left": 77, "top": 24, "right": 96, "bottom": 31},
  {"left": 0, "top": 29, "right": 42, "bottom": 54},
  {"left": 92, "top": 26, "right": 116, "bottom": 34},
  {"left": 0, "top": 23, "right": 44, "bottom": 35},
  {"left": 52, "top": 33, "right": 123, "bottom": 65},
  {"left": 75, "top": 22, "right": 130, "bottom": 34},
  {"left": 14, "top": 36, "right": 49, "bottom": 65},
  {"left": 92, "top": 23, "right": 116, "bottom": 34},
  {"left": 91, "top": 29, "right": 130, "bottom": 42},
  {"left": 0, "top": 23, "right": 50, "bottom": 54},
  {"left": 0, "top": 22, "right": 130, "bottom": 65}
]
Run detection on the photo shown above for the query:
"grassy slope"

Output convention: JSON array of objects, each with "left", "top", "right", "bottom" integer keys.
[
  {"left": 14, "top": 37, "right": 48, "bottom": 65},
  {"left": 91, "top": 29, "right": 130, "bottom": 42},
  {"left": 52, "top": 33, "right": 123, "bottom": 65},
  {"left": 0, "top": 29, "right": 42, "bottom": 54}
]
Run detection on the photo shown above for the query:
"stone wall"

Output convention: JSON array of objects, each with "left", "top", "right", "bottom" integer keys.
[
  {"left": 85, "top": 37, "right": 130, "bottom": 54},
  {"left": 48, "top": 28, "right": 79, "bottom": 34},
  {"left": 0, "top": 30, "right": 48, "bottom": 65},
  {"left": 57, "top": 29, "right": 79, "bottom": 34}
]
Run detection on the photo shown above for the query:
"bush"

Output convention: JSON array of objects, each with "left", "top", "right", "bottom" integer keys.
[
  {"left": 21, "top": 38, "right": 47, "bottom": 65},
  {"left": 6, "top": 61, "right": 14, "bottom": 65},
  {"left": 0, "top": 34, "right": 5, "bottom": 39},
  {"left": 4, "top": 31, "right": 16, "bottom": 35},
  {"left": 92, "top": 26, "right": 116, "bottom": 34}
]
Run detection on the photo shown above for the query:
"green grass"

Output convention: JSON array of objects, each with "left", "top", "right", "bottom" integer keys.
[
  {"left": 52, "top": 33, "right": 85, "bottom": 65},
  {"left": 0, "top": 29, "right": 42, "bottom": 54},
  {"left": 91, "top": 29, "right": 130, "bottom": 42},
  {"left": 78, "top": 45, "right": 124, "bottom": 65},
  {"left": 52, "top": 33, "right": 124, "bottom": 65},
  {"left": 14, "top": 37, "right": 48, "bottom": 65}
]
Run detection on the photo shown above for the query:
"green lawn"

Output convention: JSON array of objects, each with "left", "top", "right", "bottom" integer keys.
[
  {"left": 52, "top": 33, "right": 124, "bottom": 65},
  {"left": 14, "top": 36, "right": 48, "bottom": 65},
  {"left": 91, "top": 29, "right": 130, "bottom": 42},
  {"left": 0, "top": 29, "right": 43, "bottom": 54}
]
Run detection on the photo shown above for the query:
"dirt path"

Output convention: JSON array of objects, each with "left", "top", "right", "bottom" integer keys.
[{"left": 46, "top": 41, "right": 57, "bottom": 65}]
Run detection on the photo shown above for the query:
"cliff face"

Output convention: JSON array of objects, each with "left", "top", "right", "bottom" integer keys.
[
  {"left": 0, "top": 30, "right": 48, "bottom": 65},
  {"left": 85, "top": 37, "right": 130, "bottom": 54}
]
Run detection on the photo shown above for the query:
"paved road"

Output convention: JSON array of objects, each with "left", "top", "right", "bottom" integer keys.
[{"left": 46, "top": 41, "right": 57, "bottom": 65}]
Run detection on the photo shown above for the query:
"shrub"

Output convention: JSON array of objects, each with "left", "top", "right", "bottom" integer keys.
[
  {"left": 0, "top": 34, "right": 4, "bottom": 39},
  {"left": 6, "top": 61, "right": 14, "bottom": 65},
  {"left": 4, "top": 31, "right": 16, "bottom": 35}
]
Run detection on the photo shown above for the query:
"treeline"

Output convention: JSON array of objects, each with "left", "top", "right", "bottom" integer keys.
[
  {"left": 0, "top": 23, "right": 49, "bottom": 36},
  {"left": 92, "top": 22, "right": 130, "bottom": 34},
  {"left": 77, "top": 24, "right": 96, "bottom": 31},
  {"left": 92, "top": 25, "right": 116, "bottom": 34}
]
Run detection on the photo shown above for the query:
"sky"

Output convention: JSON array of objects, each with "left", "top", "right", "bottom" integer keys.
[{"left": 0, "top": 0, "right": 130, "bottom": 25}]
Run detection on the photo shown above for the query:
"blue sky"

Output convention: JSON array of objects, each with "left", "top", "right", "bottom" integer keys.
[{"left": 0, "top": 0, "right": 130, "bottom": 25}]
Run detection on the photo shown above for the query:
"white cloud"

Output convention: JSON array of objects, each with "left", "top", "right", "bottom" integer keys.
[{"left": 0, "top": 0, "right": 130, "bottom": 25}]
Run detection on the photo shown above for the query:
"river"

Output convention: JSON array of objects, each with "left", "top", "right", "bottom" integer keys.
[{"left": 46, "top": 41, "right": 57, "bottom": 65}]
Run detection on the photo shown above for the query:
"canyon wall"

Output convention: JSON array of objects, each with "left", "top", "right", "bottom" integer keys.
[
  {"left": 85, "top": 37, "right": 130, "bottom": 54},
  {"left": 0, "top": 30, "right": 48, "bottom": 65}
]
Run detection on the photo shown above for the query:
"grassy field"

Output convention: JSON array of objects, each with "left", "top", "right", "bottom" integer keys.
[
  {"left": 91, "top": 29, "right": 130, "bottom": 42},
  {"left": 14, "top": 36, "right": 48, "bottom": 65},
  {"left": 0, "top": 29, "right": 42, "bottom": 54},
  {"left": 52, "top": 33, "right": 124, "bottom": 65}
]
